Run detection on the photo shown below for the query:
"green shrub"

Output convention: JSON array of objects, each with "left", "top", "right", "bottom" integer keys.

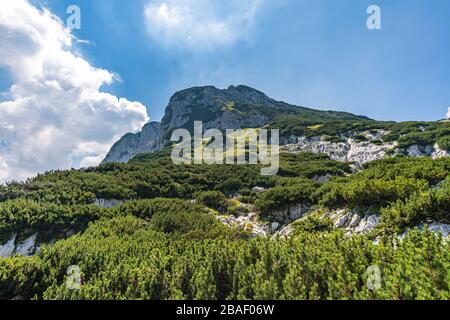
[
  {"left": 437, "top": 136, "right": 450, "bottom": 151},
  {"left": 380, "top": 186, "right": 450, "bottom": 231},
  {"left": 318, "top": 176, "right": 428, "bottom": 208},
  {"left": 0, "top": 199, "right": 106, "bottom": 240},
  {"left": 0, "top": 256, "right": 46, "bottom": 299},
  {"left": 197, "top": 191, "right": 229, "bottom": 212},
  {"left": 292, "top": 216, "right": 333, "bottom": 234},
  {"left": 256, "top": 183, "right": 317, "bottom": 214},
  {"left": 115, "top": 198, "right": 207, "bottom": 220}
]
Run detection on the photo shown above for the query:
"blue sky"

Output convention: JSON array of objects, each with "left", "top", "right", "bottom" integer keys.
[{"left": 6, "top": 0, "right": 450, "bottom": 122}]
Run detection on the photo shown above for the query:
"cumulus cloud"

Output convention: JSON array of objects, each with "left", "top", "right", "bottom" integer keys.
[
  {"left": 0, "top": 0, "right": 149, "bottom": 182},
  {"left": 144, "top": 0, "right": 264, "bottom": 51},
  {"left": 447, "top": 107, "right": 450, "bottom": 119}
]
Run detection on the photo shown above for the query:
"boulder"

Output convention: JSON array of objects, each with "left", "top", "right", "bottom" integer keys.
[
  {"left": 354, "top": 215, "right": 380, "bottom": 233},
  {"left": 348, "top": 213, "right": 361, "bottom": 228},
  {"left": 334, "top": 214, "right": 349, "bottom": 228},
  {"left": 252, "top": 187, "right": 266, "bottom": 193},
  {"left": 271, "top": 222, "right": 280, "bottom": 232},
  {"left": 400, "top": 222, "right": 450, "bottom": 239},
  {"left": 15, "top": 233, "right": 37, "bottom": 256},
  {"left": 94, "top": 198, "right": 124, "bottom": 208}
]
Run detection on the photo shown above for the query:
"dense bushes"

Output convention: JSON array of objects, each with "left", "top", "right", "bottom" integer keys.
[
  {"left": 0, "top": 256, "right": 46, "bottom": 300},
  {"left": 277, "top": 153, "right": 351, "bottom": 178},
  {"left": 380, "top": 184, "right": 450, "bottom": 231},
  {"left": 359, "top": 157, "right": 450, "bottom": 184},
  {"left": 114, "top": 198, "right": 208, "bottom": 220},
  {"left": 437, "top": 135, "right": 450, "bottom": 151},
  {"left": 197, "top": 191, "right": 229, "bottom": 212},
  {"left": 393, "top": 121, "right": 450, "bottom": 150},
  {"left": 0, "top": 199, "right": 106, "bottom": 242},
  {"left": 0, "top": 156, "right": 448, "bottom": 243},
  {"left": 0, "top": 216, "right": 448, "bottom": 300},
  {"left": 315, "top": 157, "right": 450, "bottom": 211},
  {"left": 318, "top": 176, "right": 428, "bottom": 209},
  {"left": 0, "top": 151, "right": 352, "bottom": 206},
  {"left": 256, "top": 181, "right": 317, "bottom": 214},
  {"left": 112, "top": 198, "right": 246, "bottom": 239}
]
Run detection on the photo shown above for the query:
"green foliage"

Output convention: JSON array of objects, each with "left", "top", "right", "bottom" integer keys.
[
  {"left": 318, "top": 176, "right": 428, "bottom": 209},
  {"left": 197, "top": 191, "right": 229, "bottom": 212},
  {"left": 0, "top": 151, "right": 350, "bottom": 208},
  {"left": 1, "top": 217, "right": 447, "bottom": 300},
  {"left": 0, "top": 199, "right": 106, "bottom": 241},
  {"left": 0, "top": 256, "right": 46, "bottom": 300},
  {"left": 291, "top": 215, "right": 333, "bottom": 234},
  {"left": 114, "top": 198, "right": 207, "bottom": 220},
  {"left": 380, "top": 184, "right": 450, "bottom": 231},
  {"left": 386, "top": 121, "right": 450, "bottom": 150},
  {"left": 437, "top": 135, "right": 450, "bottom": 151},
  {"left": 256, "top": 181, "right": 317, "bottom": 214},
  {"left": 277, "top": 153, "right": 351, "bottom": 178}
]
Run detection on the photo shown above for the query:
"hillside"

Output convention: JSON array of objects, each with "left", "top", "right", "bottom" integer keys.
[{"left": 0, "top": 86, "right": 449, "bottom": 300}]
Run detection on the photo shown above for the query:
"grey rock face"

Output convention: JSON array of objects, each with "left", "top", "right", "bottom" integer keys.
[
  {"left": 399, "top": 222, "right": 450, "bottom": 239},
  {"left": 0, "top": 235, "right": 16, "bottom": 257},
  {"left": 269, "top": 204, "right": 310, "bottom": 224},
  {"left": 15, "top": 233, "right": 37, "bottom": 256},
  {"left": 102, "top": 122, "right": 163, "bottom": 163},
  {"left": 406, "top": 143, "right": 449, "bottom": 159},
  {"left": 94, "top": 198, "right": 125, "bottom": 208},
  {"left": 324, "top": 208, "right": 381, "bottom": 235},
  {"left": 0, "top": 233, "right": 39, "bottom": 257},
  {"left": 282, "top": 132, "right": 397, "bottom": 167}
]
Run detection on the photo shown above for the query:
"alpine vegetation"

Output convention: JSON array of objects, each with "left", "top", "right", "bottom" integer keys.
[{"left": 171, "top": 121, "right": 280, "bottom": 175}]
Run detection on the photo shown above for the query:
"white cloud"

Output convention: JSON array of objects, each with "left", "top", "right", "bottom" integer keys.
[
  {"left": 144, "top": 0, "right": 264, "bottom": 51},
  {"left": 447, "top": 107, "right": 450, "bottom": 119},
  {"left": 0, "top": 0, "right": 149, "bottom": 183}
]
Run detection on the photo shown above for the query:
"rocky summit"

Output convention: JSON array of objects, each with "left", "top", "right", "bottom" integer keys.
[{"left": 103, "top": 85, "right": 450, "bottom": 166}]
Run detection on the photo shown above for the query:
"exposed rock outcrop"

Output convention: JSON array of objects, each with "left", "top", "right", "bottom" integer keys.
[
  {"left": 252, "top": 186, "right": 266, "bottom": 193},
  {"left": 94, "top": 198, "right": 125, "bottom": 208},
  {"left": 405, "top": 143, "right": 450, "bottom": 159},
  {"left": 0, "top": 236, "right": 15, "bottom": 257},
  {"left": 282, "top": 133, "right": 397, "bottom": 167},
  {"left": 160, "top": 85, "right": 276, "bottom": 132},
  {"left": 102, "top": 122, "right": 163, "bottom": 163},
  {"left": 0, "top": 233, "right": 38, "bottom": 257},
  {"left": 268, "top": 204, "right": 310, "bottom": 225},
  {"left": 399, "top": 222, "right": 450, "bottom": 239},
  {"left": 322, "top": 209, "right": 381, "bottom": 235},
  {"left": 215, "top": 213, "right": 269, "bottom": 238}
]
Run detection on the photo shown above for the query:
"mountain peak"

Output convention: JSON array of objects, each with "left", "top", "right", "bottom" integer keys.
[
  {"left": 225, "top": 85, "right": 274, "bottom": 105},
  {"left": 103, "top": 85, "right": 370, "bottom": 163},
  {"left": 167, "top": 85, "right": 273, "bottom": 106}
]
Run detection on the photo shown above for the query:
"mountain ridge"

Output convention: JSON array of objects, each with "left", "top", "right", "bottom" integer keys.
[{"left": 102, "top": 85, "right": 372, "bottom": 163}]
